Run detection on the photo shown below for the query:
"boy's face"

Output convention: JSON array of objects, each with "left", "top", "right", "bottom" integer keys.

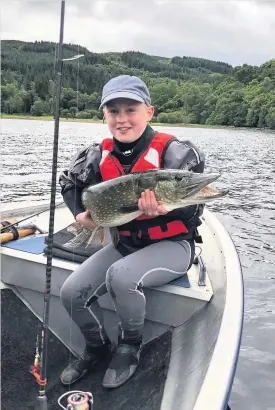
[{"left": 103, "top": 98, "right": 154, "bottom": 143}]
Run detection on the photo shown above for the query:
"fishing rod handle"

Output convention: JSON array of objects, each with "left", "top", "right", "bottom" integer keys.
[{"left": 35, "top": 395, "right": 48, "bottom": 410}]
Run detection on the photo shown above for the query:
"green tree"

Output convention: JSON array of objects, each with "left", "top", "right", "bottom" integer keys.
[
  {"left": 265, "top": 107, "right": 275, "bottom": 129},
  {"left": 30, "top": 99, "right": 48, "bottom": 116},
  {"left": 69, "top": 107, "right": 78, "bottom": 118}
]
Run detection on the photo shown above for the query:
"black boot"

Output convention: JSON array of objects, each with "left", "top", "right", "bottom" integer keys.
[
  {"left": 60, "top": 338, "right": 114, "bottom": 385},
  {"left": 102, "top": 336, "right": 142, "bottom": 389}
]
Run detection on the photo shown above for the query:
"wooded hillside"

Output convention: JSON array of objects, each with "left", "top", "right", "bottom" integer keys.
[{"left": 1, "top": 40, "right": 275, "bottom": 129}]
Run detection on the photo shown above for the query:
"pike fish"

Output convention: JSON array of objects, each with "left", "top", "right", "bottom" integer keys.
[{"left": 81, "top": 169, "right": 228, "bottom": 246}]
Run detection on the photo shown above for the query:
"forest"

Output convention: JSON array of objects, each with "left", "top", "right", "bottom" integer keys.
[{"left": 1, "top": 40, "right": 275, "bottom": 129}]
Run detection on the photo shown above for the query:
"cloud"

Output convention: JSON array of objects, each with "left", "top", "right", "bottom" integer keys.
[{"left": 1, "top": 0, "right": 275, "bottom": 66}]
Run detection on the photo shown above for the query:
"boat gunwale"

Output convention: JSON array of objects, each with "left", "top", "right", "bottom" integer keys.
[{"left": 192, "top": 209, "right": 244, "bottom": 409}]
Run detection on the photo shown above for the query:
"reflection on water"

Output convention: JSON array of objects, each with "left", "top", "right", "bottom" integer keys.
[{"left": 1, "top": 119, "right": 275, "bottom": 410}]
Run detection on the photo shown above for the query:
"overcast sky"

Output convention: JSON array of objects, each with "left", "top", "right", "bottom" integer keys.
[{"left": 1, "top": 0, "right": 275, "bottom": 67}]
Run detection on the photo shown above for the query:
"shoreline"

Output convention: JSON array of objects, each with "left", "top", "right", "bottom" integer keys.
[
  {"left": 0, "top": 114, "right": 232, "bottom": 130},
  {"left": 1, "top": 114, "right": 272, "bottom": 132}
]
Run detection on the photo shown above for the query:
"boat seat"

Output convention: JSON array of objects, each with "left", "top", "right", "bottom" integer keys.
[{"left": 1, "top": 233, "right": 213, "bottom": 327}]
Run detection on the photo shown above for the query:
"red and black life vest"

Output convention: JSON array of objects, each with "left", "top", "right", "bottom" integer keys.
[{"left": 99, "top": 132, "right": 200, "bottom": 242}]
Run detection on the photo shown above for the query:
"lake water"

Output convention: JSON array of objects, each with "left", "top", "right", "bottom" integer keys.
[{"left": 1, "top": 119, "right": 275, "bottom": 410}]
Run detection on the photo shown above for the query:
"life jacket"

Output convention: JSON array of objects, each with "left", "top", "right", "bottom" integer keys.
[{"left": 99, "top": 132, "right": 202, "bottom": 243}]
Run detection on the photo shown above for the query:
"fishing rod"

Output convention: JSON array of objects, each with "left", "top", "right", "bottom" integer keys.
[
  {"left": 32, "top": 1, "right": 65, "bottom": 408},
  {"left": 31, "top": 2, "right": 91, "bottom": 409}
]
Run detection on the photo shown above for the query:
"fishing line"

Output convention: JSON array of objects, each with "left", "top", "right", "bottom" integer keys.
[
  {"left": 76, "top": 44, "right": 80, "bottom": 113},
  {"left": 53, "top": 41, "right": 58, "bottom": 115},
  {"left": 66, "top": 177, "right": 79, "bottom": 396},
  {"left": 64, "top": 45, "right": 86, "bottom": 405},
  {"left": 66, "top": 42, "right": 81, "bottom": 395},
  {"left": 62, "top": 42, "right": 97, "bottom": 410},
  {"left": 58, "top": 391, "right": 93, "bottom": 410}
]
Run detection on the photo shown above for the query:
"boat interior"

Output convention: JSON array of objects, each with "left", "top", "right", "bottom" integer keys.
[{"left": 1, "top": 203, "right": 243, "bottom": 410}]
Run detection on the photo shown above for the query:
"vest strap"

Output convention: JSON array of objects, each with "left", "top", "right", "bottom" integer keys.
[{"left": 119, "top": 220, "right": 188, "bottom": 241}]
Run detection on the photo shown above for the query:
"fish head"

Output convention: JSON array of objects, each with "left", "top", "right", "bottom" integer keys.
[
  {"left": 175, "top": 172, "right": 221, "bottom": 199},
  {"left": 155, "top": 170, "right": 228, "bottom": 208}
]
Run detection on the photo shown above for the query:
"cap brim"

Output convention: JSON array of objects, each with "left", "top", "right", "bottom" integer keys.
[{"left": 100, "top": 91, "right": 145, "bottom": 108}]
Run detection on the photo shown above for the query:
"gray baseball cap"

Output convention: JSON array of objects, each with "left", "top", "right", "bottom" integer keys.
[{"left": 100, "top": 75, "right": 151, "bottom": 108}]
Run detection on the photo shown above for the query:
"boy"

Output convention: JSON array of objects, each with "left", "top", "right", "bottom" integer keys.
[{"left": 59, "top": 75, "right": 205, "bottom": 388}]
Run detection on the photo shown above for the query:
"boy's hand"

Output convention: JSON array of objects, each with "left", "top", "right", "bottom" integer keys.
[
  {"left": 138, "top": 190, "right": 168, "bottom": 217},
  {"left": 75, "top": 210, "right": 97, "bottom": 230}
]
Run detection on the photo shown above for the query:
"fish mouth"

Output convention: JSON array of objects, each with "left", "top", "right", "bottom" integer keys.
[
  {"left": 179, "top": 172, "right": 221, "bottom": 199},
  {"left": 196, "top": 187, "right": 229, "bottom": 201}
]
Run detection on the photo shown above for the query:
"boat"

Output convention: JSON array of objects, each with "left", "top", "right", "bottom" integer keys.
[
  {"left": 1, "top": 1, "right": 243, "bottom": 408},
  {"left": 1, "top": 201, "right": 244, "bottom": 410}
]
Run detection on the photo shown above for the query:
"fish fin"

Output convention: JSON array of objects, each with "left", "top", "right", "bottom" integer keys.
[
  {"left": 85, "top": 227, "right": 99, "bottom": 249},
  {"left": 120, "top": 204, "right": 139, "bottom": 213},
  {"left": 97, "top": 227, "right": 105, "bottom": 245}
]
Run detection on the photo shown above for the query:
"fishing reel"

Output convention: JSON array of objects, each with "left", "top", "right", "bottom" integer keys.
[{"left": 58, "top": 391, "right": 93, "bottom": 410}]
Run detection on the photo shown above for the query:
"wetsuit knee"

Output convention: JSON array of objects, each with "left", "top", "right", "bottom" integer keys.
[
  {"left": 106, "top": 262, "right": 132, "bottom": 299},
  {"left": 60, "top": 279, "right": 84, "bottom": 311}
]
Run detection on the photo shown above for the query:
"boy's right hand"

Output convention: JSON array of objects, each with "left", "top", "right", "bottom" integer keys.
[{"left": 75, "top": 210, "right": 97, "bottom": 230}]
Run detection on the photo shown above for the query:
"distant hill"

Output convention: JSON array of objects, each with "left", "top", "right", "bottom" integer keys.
[
  {"left": 1, "top": 40, "right": 275, "bottom": 129},
  {"left": 1, "top": 40, "right": 233, "bottom": 92}
]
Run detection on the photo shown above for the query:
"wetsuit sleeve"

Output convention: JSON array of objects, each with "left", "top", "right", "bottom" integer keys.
[
  {"left": 59, "top": 143, "right": 102, "bottom": 218},
  {"left": 162, "top": 139, "right": 205, "bottom": 172}
]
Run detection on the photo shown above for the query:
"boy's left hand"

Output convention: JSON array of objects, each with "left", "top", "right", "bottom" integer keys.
[{"left": 138, "top": 190, "right": 168, "bottom": 216}]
